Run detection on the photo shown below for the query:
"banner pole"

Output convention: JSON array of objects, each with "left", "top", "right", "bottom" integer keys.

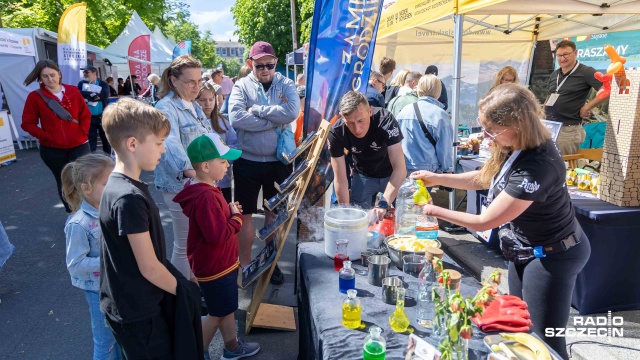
[{"left": 449, "top": 13, "right": 464, "bottom": 211}]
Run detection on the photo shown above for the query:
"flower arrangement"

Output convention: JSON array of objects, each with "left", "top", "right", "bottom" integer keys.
[{"left": 431, "top": 258, "right": 502, "bottom": 360}]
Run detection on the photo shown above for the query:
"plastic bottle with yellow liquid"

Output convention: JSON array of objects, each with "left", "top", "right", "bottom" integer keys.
[{"left": 342, "top": 289, "right": 361, "bottom": 329}]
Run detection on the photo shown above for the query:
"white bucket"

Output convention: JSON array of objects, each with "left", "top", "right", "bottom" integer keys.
[{"left": 324, "top": 208, "right": 368, "bottom": 260}]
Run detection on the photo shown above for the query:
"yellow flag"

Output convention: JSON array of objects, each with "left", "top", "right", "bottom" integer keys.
[{"left": 57, "top": 3, "right": 87, "bottom": 85}]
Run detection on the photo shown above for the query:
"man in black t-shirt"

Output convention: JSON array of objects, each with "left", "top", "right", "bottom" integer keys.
[
  {"left": 328, "top": 91, "right": 406, "bottom": 220},
  {"left": 545, "top": 40, "right": 607, "bottom": 155}
]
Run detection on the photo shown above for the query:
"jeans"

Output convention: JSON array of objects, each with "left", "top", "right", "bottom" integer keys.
[
  {"left": 0, "top": 220, "right": 15, "bottom": 268},
  {"left": 163, "top": 192, "right": 191, "bottom": 279},
  {"left": 39, "top": 143, "right": 90, "bottom": 212},
  {"left": 350, "top": 173, "right": 391, "bottom": 209},
  {"left": 85, "top": 291, "right": 122, "bottom": 360},
  {"left": 88, "top": 115, "right": 112, "bottom": 154}
]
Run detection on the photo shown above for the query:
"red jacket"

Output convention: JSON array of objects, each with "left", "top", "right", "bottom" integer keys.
[
  {"left": 173, "top": 181, "right": 243, "bottom": 282},
  {"left": 21, "top": 83, "right": 91, "bottom": 149}
]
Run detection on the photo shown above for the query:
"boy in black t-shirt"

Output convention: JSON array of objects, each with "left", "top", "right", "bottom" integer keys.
[
  {"left": 99, "top": 98, "right": 176, "bottom": 359},
  {"left": 328, "top": 91, "right": 406, "bottom": 222}
]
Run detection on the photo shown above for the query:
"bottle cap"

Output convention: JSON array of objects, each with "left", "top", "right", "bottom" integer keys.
[
  {"left": 369, "top": 325, "right": 382, "bottom": 337},
  {"left": 347, "top": 289, "right": 358, "bottom": 298},
  {"left": 343, "top": 260, "right": 352, "bottom": 268}
]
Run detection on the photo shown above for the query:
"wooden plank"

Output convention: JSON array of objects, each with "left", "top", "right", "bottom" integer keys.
[
  {"left": 251, "top": 304, "right": 297, "bottom": 331},
  {"left": 245, "top": 120, "right": 331, "bottom": 334}
]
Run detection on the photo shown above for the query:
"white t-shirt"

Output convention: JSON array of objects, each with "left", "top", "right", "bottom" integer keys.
[
  {"left": 53, "top": 86, "right": 66, "bottom": 101},
  {"left": 181, "top": 99, "right": 197, "bottom": 117}
]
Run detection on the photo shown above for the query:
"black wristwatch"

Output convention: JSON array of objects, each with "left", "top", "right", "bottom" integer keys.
[{"left": 375, "top": 192, "right": 389, "bottom": 209}]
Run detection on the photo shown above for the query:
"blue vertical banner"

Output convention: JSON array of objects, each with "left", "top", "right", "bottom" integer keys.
[
  {"left": 172, "top": 40, "right": 192, "bottom": 60},
  {"left": 302, "top": 0, "right": 384, "bottom": 205}
]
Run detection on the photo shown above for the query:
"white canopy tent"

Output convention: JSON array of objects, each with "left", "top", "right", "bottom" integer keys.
[
  {"left": 375, "top": 0, "right": 640, "bottom": 208},
  {"left": 104, "top": 11, "right": 174, "bottom": 79},
  {"left": 154, "top": 26, "right": 176, "bottom": 54}
]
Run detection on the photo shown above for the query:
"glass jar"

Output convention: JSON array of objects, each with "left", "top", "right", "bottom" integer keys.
[
  {"left": 416, "top": 256, "right": 436, "bottom": 328},
  {"left": 334, "top": 239, "right": 349, "bottom": 271},
  {"left": 342, "top": 289, "right": 361, "bottom": 329},
  {"left": 363, "top": 325, "right": 386, "bottom": 360},
  {"left": 338, "top": 260, "right": 356, "bottom": 293}
]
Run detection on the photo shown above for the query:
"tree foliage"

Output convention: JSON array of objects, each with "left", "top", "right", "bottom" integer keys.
[
  {"left": 231, "top": 0, "right": 314, "bottom": 61},
  {"left": 0, "top": 0, "right": 230, "bottom": 69},
  {"left": 1, "top": 0, "right": 168, "bottom": 48}
]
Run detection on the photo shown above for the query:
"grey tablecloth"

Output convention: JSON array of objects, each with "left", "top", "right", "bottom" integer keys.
[{"left": 297, "top": 242, "right": 493, "bottom": 360}]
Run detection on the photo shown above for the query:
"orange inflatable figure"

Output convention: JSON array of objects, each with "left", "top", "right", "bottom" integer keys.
[
  {"left": 594, "top": 72, "right": 612, "bottom": 99},
  {"left": 604, "top": 44, "right": 626, "bottom": 74}
]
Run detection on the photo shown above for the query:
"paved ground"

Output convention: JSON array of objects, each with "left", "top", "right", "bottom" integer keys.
[
  {"left": 0, "top": 148, "right": 638, "bottom": 359},
  {"left": 0, "top": 148, "right": 298, "bottom": 359}
]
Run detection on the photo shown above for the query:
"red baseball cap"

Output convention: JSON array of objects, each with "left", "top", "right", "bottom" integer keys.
[{"left": 249, "top": 41, "right": 277, "bottom": 60}]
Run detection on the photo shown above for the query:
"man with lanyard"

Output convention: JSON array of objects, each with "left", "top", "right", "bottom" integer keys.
[
  {"left": 328, "top": 91, "right": 406, "bottom": 221},
  {"left": 78, "top": 66, "right": 111, "bottom": 154},
  {"left": 545, "top": 40, "right": 607, "bottom": 155}
]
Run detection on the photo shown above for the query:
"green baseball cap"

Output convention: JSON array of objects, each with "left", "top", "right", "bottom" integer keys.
[{"left": 187, "top": 133, "right": 242, "bottom": 163}]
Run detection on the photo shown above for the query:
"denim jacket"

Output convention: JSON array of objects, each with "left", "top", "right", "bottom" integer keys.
[
  {"left": 64, "top": 200, "right": 101, "bottom": 291},
  {"left": 154, "top": 91, "right": 209, "bottom": 193},
  {"left": 395, "top": 96, "right": 454, "bottom": 173}
]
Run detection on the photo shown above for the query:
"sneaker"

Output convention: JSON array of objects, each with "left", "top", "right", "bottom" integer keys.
[
  {"left": 221, "top": 338, "right": 260, "bottom": 360},
  {"left": 270, "top": 264, "right": 285, "bottom": 285}
]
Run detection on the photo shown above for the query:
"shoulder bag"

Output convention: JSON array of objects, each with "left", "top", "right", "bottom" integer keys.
[
  {"left": 412, "top": 102, "right": 436, "bottom": 149},
  {"left": 36, "top": 90, "right": 79, "bottom": 124}
]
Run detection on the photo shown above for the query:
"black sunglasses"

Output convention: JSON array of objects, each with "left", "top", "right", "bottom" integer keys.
[{"left": 254, "top": 63, "right": 276, "bottom": 71}]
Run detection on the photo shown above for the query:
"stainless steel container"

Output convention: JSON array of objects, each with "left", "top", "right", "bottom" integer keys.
[
  {"left": 367, "top": 255, "right": 390, "bottom": 286},
  {"left": 381, "top": 277, "right": 403, "bottom": 305},
  {"left": 384, "top": 235, "right": 441, "bottom": 270}
]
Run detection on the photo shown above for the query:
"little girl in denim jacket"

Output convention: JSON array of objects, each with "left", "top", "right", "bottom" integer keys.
[{"left": 62, "top": 153, "right": 122, "bottom": 360}]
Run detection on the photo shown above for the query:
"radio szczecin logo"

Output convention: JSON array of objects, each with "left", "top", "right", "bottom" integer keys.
[{"left": 545, "top": 311, "right": 624, "bottom": 338}]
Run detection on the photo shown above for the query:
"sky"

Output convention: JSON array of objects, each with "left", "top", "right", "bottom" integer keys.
[{"left": 182, "top": 0, "right": 239, "bottom": 42}]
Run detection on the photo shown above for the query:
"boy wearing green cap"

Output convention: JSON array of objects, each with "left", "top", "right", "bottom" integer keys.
[{"left": 173, "top": 133, "right": 260, "bottom": 360}]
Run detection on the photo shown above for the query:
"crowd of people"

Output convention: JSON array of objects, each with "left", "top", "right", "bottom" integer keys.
[{"left": 11, "top": 36, "right": 605, "bottom": 359}]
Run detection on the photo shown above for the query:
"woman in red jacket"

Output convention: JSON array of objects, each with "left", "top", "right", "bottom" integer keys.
[{"left": 22, "top": 60, "right": 92, "bottom": 212}]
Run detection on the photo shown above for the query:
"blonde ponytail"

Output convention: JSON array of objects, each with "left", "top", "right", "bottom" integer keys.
[{"left": 61, "top": 154, "right": 115, "bottom": 213}]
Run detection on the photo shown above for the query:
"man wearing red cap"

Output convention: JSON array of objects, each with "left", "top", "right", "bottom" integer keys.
[{"left": 229, "top": 41, "right": 299, "bottom": 285}]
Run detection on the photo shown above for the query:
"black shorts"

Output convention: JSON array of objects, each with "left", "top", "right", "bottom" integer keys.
[
  {"left": 233, "top": 158, "right": 292, "bottom": 214},
  {"left": 199, "top": 269, "right": 239, "bottom": 317}
]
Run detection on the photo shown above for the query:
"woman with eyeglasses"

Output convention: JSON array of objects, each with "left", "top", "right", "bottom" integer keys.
[
  {"left": 21, "top": 60, "right": 92, "bottom": 213},
  {"left": 154, "top": 55, "right": 209, "bottom": 280},
  {"left": 489, "top": 66, "right": 519, "bottom": 92},
  {"left": 411, "top": 84, "right": 590, "bottom": 359}
]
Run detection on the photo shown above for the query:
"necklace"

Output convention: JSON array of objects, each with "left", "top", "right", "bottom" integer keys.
[{"left": 41, "top": 84, "right": 72, "bottom": 111}]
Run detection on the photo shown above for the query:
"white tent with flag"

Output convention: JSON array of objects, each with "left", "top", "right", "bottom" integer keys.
[
  {"left": 153, "top": 26, "right": 176, "bottom": 55},
  {"left": 374, "top": 0, "right": 640, "bottom": 208},
  {"left": 104, "top": 11, "right": 174, "bottom": 79}
]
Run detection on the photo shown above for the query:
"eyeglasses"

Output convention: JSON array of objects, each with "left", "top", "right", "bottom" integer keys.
[
  {"left": 477, "top": 118, "right": 508, "bottom": 140},
  {"left": 556, "top": 51, "right": 575, "bottom": 59},
  {"left": 254, "top": 63, "right": 276, "bottom": 71},
  {"left": 178, "top": 78, "right": 204, "bottom": 88}
]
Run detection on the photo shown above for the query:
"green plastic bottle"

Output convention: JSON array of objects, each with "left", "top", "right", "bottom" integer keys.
[{"left": 363, "top": 325, "right": 386, "bottom": 360}]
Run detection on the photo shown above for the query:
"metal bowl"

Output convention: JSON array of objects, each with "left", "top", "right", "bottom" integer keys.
[{"left": 384, "top": 235, "right": 441, "bottom": 270}]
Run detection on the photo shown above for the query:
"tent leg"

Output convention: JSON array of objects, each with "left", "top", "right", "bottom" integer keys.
[
  {"left": 526, "top": 19, "right": 540, "bottom": 86},
  {"left": 449, "top": 13, "right": 464, "bottom": 211}
]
